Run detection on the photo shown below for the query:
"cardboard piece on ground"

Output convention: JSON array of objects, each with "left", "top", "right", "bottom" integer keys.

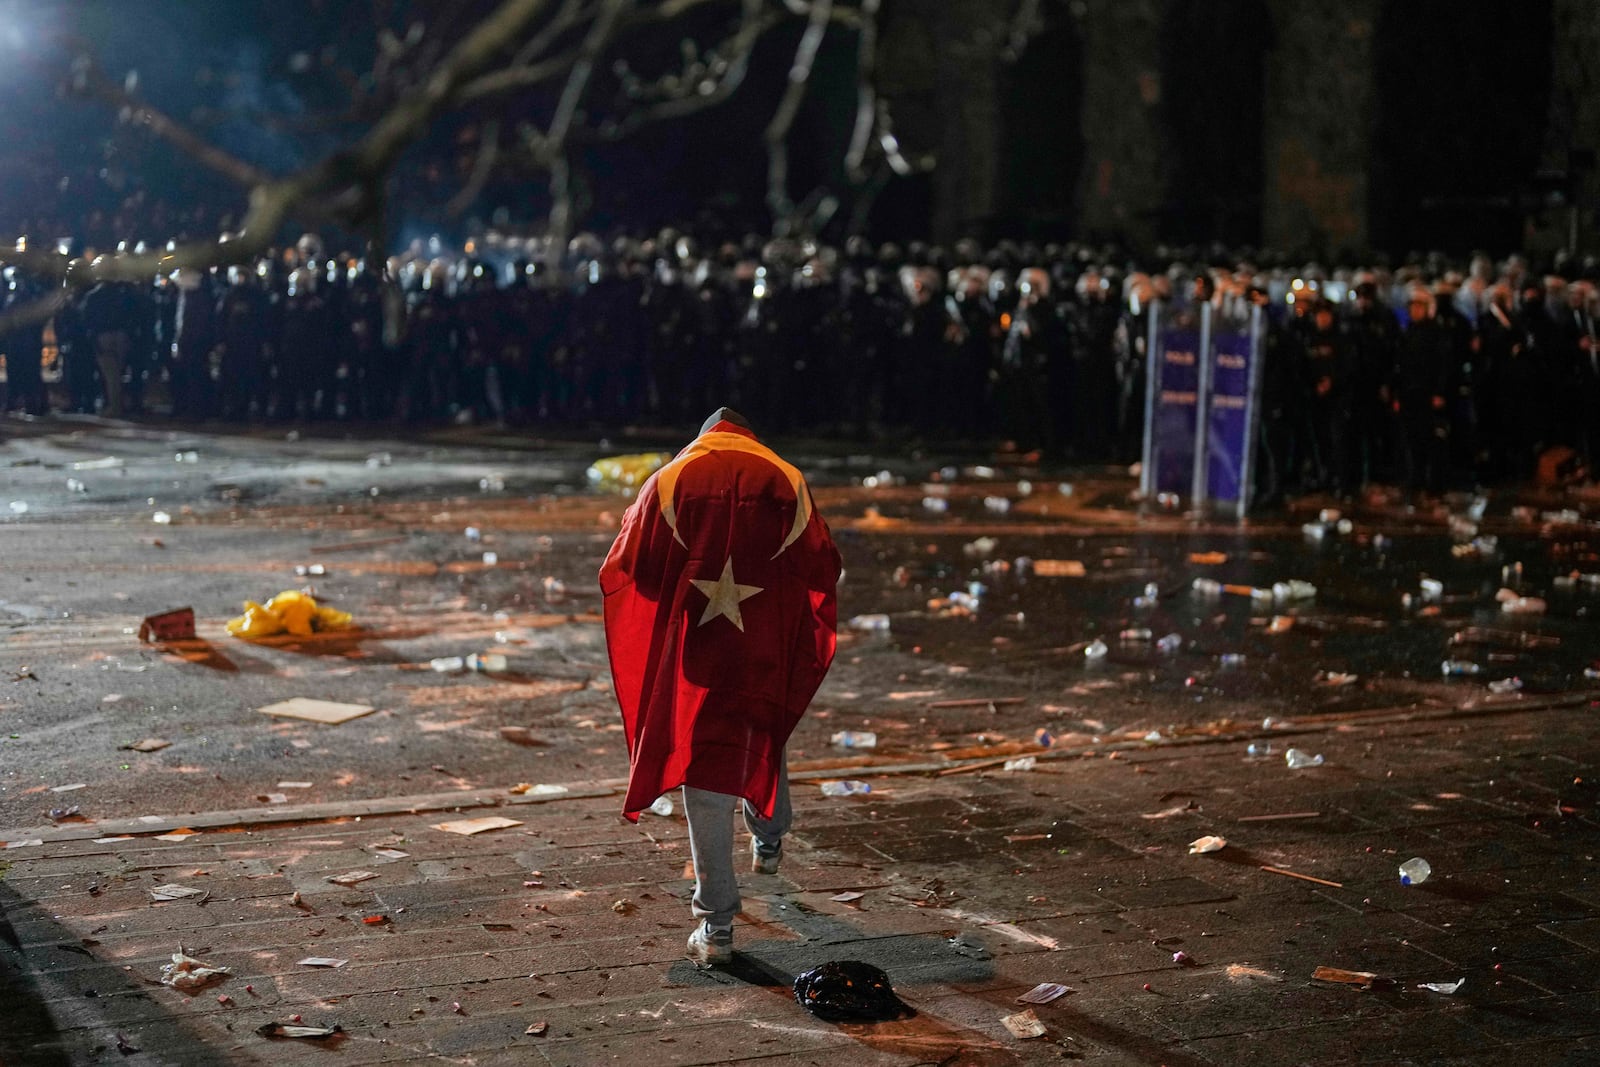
[
  {"left": 150, "top": 883, "right": 206, "bottom": 901},
  {"left": 433, "top": 815, "right": 523, "bottom": 836},
  {"left": 257, "top": 697, "right": 376, "bottom": 724},
  {"left": 1001, "top": 1009, "right": 1047, "bottom": 1038},
  {"left": 327, "top": 870, "right": 378, "bottom": 886},
  {"left": 139, "top": 607, "right": 196, "bottom": 643}
]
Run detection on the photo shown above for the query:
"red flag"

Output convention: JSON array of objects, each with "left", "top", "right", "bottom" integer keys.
[{"left": 600, "top": 421, "right": 840, "bottom": 821}]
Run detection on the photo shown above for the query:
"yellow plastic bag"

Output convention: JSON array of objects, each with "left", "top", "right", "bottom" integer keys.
[
  {"left": 586, "top": 452, "right": 672, "bottom": 493},
  {"left": 226, "top": 591, "right": 355, "bottom": 639}
]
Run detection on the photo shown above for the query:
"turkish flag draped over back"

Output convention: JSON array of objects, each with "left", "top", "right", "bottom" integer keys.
[{"left": 600, "top": 422, "right": 840, "bottom": 821}]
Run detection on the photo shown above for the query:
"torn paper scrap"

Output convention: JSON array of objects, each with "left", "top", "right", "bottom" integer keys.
[
  {"left": 296, "top": 957, "right": 348, "bottom": 968},
  {"left": 1015, "top": 983, "right": 1072, "bottom": 1004},
  {"left": 326, "top": 870, "right": 379, "bottom": 887},
  {"left": 1418, "top": 978, "right": 1465, "bottom": 994},
  {"left": 432, "top": 816, "right": 523, "bottom": 836},
  {"left": 160, "top": 951, "right": 231, "bottom": 993},
  {"left": 256, "top": 697, "right": 375, "bottom": 725},
  {"left": 150, "top": 884, "right": 206, "bottom": 901},
  {"left": 1001, "top": 1008, "right": 1047, "bottom": 1038}
]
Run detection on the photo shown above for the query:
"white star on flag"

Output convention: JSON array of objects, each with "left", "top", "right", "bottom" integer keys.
[{"left": 690, "top": 557, "right": 763, "bottom": 631}]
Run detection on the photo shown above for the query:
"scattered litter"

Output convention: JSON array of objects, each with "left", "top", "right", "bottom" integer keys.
[
  {"left": 1002, "top": 757, "right": 1037, "bottom": 772},
  {"left": 277, "top": 781, "right": 312, "bottom": 789},
  {"left": 226, "top": 590, "right": 353, "bottom": 639},
  {"left": 1267, "top": 615, "right": 1295, "bottom": 634},
  {"left": 1189, "top": 836, "right": 1227, "bottom": 854},
  {"left": 962, "top": 537, "right": 999, "bottom": 559},
  {"left": 1225, "top": 963, "right": 1282, "bottom": 983},
  {"left": 648, "top": 795, "right": 674, "bottom": 817},
  {"left": 586, "top": 452, "right": 671, "bottom": 491},
  {"left": 1189, "top": 551, "right": 1227, "bottom": 565},
  {"left": 1284, "top": 748, "right": 1324, "bottom": 770},
  {"left": 121, "top": 738, "right": 171, "bottom": 753},
  {"left": 257, "top": 1022, "right": 343, "bottom": 1040},
  {"left": 1316, "top": 671, "right": 1358, "bottom": 687},
  {"left": 7, "top": 501, "right": 28, "bottom": 514},
  {"left": 846, "top": 613, "right": 891, "bottom": 633},
  {"left": 70, "top": 457, "right": 123, "bottom": 471},
  {"left": 296, "top": 957, "right": 348, "bottom": 968},
  {"left": 369, "top": 848, "right": 409, "bottom": 861},
  {"left": 830, "top": 730, "right": 877, "bottom": 749},
  {"left": 1083, "top": 639, "right": 1108, "bottom": 661},
  {"left": 256, "top": 698, "right": 375, "bottom": 725},
  {"left": 831, "top": 892, "right": 866, "bottom": 904},
  {"left": 293, "top": 564, "right": 327, "bottom": 577},
  {"left": 1032, "top": 559, "right": 1086, "bottom": 577},
  {"left": 1015, "top": 982, "right": 1072, "bottom": 1004},
  {"left": 326, "top": 870, "right": 378, "bottom": 887},
  {"left": 506, "top": 783, "right": 567, "bottom": 797},
  {"left": 155, "top": 831, "right": 199, "bottom": 843},
  {"left": 525, "top": 1022, "right": 549, "bottom": 1036},
  {"left": 1142, "top": 801, "right": 1200, "bottom": 820},
  {"left": 50, "top": 783, "right": 87, "bottom": 793},
  {"left": 432, "top": 816, "right": 523, "bottom": 836},
  {"left": 150, "top": 884, "right": 206, "bottom": 901},
  {"left": 1442, "top": 659, "right": 1483, "bottom": 676},
  {"left": 152, "top": 511, "right": 172, "bottom": 525},
  {"left": 1312, "top": 966, "right": 1393, "bottom": 990},
  {"left": 1173, "top": 950, "right": 1196, "bottom": 966},
  {"left": 466, "top": 652, "right": 507, "bottom": 673},
  {"left": 1260, "top": 866, "right": 1342, "bottom": 888},
  {"left": 258, "top": 793, "right": 288, "bottom": 805},
  {"left": 115, "top": 1032, "right": 139, "bottom": 1054},
  {"left": 1156, "top": 632, "right": 1183, "bottom": 653},
  {"left": 138, "top": 607, "right": 195, "bottom": 643},
  {"left": 1487, "top": 677, "right": 1523, "bottom": 694},
  {"left": 1000, "top": 1008, "right": 1047, "bottom": 1039},
  {"left": 500, "top": 726, "right": 550, "bottom": 747},
  {"left": 1500, "top": 596, "right": 1547, "bottom": 616},
  {"left": 1398, "top": 857, "right": 1432, "bottom": 886},
  {"left": 48, "top": 806, "right": 80, "bottom": 821},
  {"left": 1417, "top": 978, "right": 1465, "bottom": 995},
  {"left": 160, "top": 951, "right": 231, "bottom": 992},
  {"left": 819, "top": 780, "right": 871, "bottom": 797},
  {"left": 3, "top": 839, "right": 43, "bottom": 849},
  {"left": 793, "top": 961, "right": 914, "bottom": 1021}
]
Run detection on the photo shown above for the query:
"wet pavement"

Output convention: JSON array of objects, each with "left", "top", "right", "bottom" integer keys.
[{"left": 2, "top": 414, "right": 1599, "bottom": 1064}]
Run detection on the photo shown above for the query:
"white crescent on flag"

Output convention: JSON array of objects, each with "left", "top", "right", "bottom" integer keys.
[{"left": 654, "top": 431, "right": 812, "bottom": 557}]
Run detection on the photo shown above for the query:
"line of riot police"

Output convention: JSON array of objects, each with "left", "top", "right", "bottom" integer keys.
[{"left": 3, "top": 234, "right": 1596, "bottom": 499}]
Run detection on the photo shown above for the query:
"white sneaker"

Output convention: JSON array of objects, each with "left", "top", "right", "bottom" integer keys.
[
  {"left": 685, "top": 921, "right": 733, "bottom": 967},
  {"left": 750, "top": 839, "right": 782, "bottom": 875}
]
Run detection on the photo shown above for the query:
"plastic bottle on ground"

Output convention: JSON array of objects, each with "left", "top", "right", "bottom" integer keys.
[
  {"left": 467, "top": 652, "right": 507, "bottom": 673},
  {"left": 830, "top": 730, "right": 878, "bottom": 749},
  {"left": 1084, "top": 639, "right": 1109, "bottom": 661},
  {"left": 649, "top": 795, "right": 675, "bottom": 817},
  {"left": 1441, "top": 660, "right": 1483, "bottom": 676},
  {"left": 848, "top": 613, "right": 891, "bottom": 633},
  {"left": 1284, "top": 747, "right": 1324, "bottom": 770},
  {"left": 1398, "top": 857, "right": 1432, "bottom": 885},
  {"left": 820, "top": 780, "right": 871, "bottom": 797},
  {"left": 430, "top": 656, "right": 465, "bottom": 672}
]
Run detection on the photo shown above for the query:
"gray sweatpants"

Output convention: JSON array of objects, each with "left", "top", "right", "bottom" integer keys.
[{"left": 682, "top": 760, "right": 791, "bottom": 929}]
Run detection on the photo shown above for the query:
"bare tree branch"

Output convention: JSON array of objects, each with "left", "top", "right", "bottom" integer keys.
[
  {"left": 843, "top": 0, "right": 879, "bottom": 181},
  {"left": 764, "top": 0, "right": 833, "bottom": 228},
  {"left": 446, "top": 119, "right": 502, "bottom": 218},
  {"left": 602, "top": 0, "right": 770, "bottom": 138},
  {"left": 67, "top": 55, "right": 275, "bottom": 189}
]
